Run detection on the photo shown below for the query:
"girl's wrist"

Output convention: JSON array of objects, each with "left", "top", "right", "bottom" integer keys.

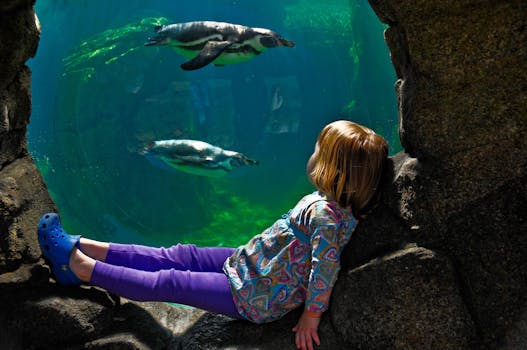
[{"left": 303, "top": 309, "right": 322, "bottom": 318}]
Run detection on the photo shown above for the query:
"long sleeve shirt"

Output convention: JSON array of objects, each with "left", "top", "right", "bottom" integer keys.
[{"left": 223, "top": 191, "right": 358, "bottom": 323}]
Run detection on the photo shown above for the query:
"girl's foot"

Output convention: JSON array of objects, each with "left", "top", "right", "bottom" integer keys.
[
  {"left": 69, "top": 247, "right": 95, "bottom": 282},
  {"left": 37, "top": 213, "right": 82, "bottom": 286}
]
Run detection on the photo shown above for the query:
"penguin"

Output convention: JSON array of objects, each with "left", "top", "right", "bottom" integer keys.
[
  {"left": 142, "top": 139, "right": 258, "bottom": 177},
  {"left": 145, "top": 21, "right": 295, "bottom": 70}
]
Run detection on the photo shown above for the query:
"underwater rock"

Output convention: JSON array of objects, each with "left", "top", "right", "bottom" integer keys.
[
  {"left": 62, "top": 17, "right": 170, "bottom": 79},
  {"left": 283, "top": 0, "right": 355, "bottom": 42}
]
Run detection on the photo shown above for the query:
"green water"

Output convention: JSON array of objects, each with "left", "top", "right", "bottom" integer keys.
[{"left": 27, "top": 0, "right": 400, "bottom": 248}]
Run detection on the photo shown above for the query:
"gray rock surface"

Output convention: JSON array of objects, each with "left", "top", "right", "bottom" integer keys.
[
  {"left": 334, "top": 245, "right": 477, "bottom": 349},
  {"left": 0, "top": 0, "right": 525, "bottom": 349},
  {"left": 6, "top": 286, "right": 118, "bottom": 349}
]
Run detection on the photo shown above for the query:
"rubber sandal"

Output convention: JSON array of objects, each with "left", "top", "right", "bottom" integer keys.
[{"left": 37, "top": 213, "right": 82, "bottom": 286}]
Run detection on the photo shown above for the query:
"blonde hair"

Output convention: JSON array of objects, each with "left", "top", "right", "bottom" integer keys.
[{"left": 309, "top": 120, "right": 388, "bottom": 216}]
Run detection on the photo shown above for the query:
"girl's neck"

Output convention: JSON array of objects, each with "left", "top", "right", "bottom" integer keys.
[{"left": 316, "top": 190, "right": 354, "bottom": 215}]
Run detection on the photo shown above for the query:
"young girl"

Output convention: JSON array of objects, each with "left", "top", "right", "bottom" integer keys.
[{"left": 37, "top": 120, "right": 388, "bottom": 350}]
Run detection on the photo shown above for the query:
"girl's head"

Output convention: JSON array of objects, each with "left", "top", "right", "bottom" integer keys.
[{"left": 307, "top": 120, "right": 389, "bottom": 216}]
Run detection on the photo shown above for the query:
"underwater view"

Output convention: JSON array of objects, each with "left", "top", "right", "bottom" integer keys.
[{"left": 27, "top": 0, "right": 400, "bottom": 248}]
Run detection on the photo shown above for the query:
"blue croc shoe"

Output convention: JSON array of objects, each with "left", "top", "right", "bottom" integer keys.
[{"left": 37, "top": 213, "right": 82, "bottom": 286}]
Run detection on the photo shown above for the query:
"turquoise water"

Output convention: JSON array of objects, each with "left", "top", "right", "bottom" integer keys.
[{"left": 27, "top": 0, "right": 400, "bottom": 248}]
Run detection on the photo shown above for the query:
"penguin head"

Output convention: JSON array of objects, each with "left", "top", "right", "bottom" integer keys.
[
  {"left": 252, "top": 28, "right": 295, "bottom": 48},
  {"left": 144, "top": 26, "right": 172, "bottom": 46},
  {"left": 226, "top": 156, "right": 243, "bottom": 169},
  {"left": 259, "top": 34, "right": 295, "bottom": 48}
]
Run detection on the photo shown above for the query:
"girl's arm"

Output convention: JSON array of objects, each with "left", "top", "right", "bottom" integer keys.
[
  {"left": 303, "top": 201, "right": 356, "bottom": 312},
  {"left": 293, "top": 224, "right": 338, "bottom": 350},
  {"left": 292, "top": 202, "right": 352, "bottom": 349},
  {"left": 305, "top": 206, "right": 342, "bottom": 314}
]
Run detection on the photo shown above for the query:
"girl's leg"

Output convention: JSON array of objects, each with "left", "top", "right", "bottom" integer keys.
[
  {"left": 79, "top": 238, "right": 110, "bottom": 262},
  {"left": 78, "top": 238, "right": 235, "bottom": 273},
  {"left": 104, "top": 242, "right": 235, "bottom": 273},
  {"left": 70, "top": 248, "right": 240, "bottom": 318}
]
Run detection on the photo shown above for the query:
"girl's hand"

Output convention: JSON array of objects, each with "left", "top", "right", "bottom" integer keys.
[{"left": 292, "top": 310, "right": 322, "bottom": 350}]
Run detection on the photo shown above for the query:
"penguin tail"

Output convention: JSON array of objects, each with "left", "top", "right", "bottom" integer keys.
[{"left": 133, "top": 141, "right": 155, "bottom": 156}]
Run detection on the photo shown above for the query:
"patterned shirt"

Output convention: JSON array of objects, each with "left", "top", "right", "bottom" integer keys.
[{"left": 223, "top": 191, "right": 358, "bottom": 324}]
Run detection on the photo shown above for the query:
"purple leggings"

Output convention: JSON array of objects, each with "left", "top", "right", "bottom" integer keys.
[{"left": 89, "top": 243, "right": 241, "bottom": 319}]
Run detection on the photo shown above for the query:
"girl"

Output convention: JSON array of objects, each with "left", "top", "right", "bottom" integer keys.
[{"left": 37, "top": 120, "right": 388, "bottom": 350}]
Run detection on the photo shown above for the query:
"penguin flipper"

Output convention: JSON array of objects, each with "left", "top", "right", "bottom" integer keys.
[{"left": 181, "top": 41, "right": 233, "bottom": 71}]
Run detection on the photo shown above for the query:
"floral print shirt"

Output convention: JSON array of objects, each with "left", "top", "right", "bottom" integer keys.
[{"left": 223, "top": 191, "right": 358, "bottom": 323}]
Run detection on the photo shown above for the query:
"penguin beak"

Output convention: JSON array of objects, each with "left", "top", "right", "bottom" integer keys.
[
  {"left": 279, "top": 38, "right": 295, "bottom": 48},
  {"left": 144, "top": 35, "right": 169, "bottom": 46}
]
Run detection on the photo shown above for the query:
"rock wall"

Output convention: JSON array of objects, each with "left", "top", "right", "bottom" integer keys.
[
  {"left": 0, "top": 0, "right": 525, "bottom": 349},
  {"left": 0, "top": 0, "right": 53, "bottom": 280},
  {"left": 348, "top": 1, "right": 527, "bottom": 348}
]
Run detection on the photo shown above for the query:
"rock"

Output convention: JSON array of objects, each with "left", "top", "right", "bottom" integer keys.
[
  {"left": 5, "top": 286, "right": 118, "bottom": 349},
  {"left": 0, "top": 261, "right": 48, "bottom": 293},
  {"left": 77, "top": 333, "right": 154, "bottom": 350},
  {"left": 0, "top": 155, "right": 56, "bottom": 274},
  {"left": 332, "top": 245, "right": 477, "bottom": 349},
  {"left": 0, "top": 0, "right": 526, "bottom": 349},
  {"left": 176, "top": 308, "right": 341, "bottom": 350},
  {"left": 0, "top": 3, "right": 39, "bottom": 92},
  {"left": 119, "top": 301, "right": 342, "bottom": 350},
  {"left": 0, "top": 0, "right": 35, "bottom": 13},
  {"left": 0, "top": 67, "right": 33, "bottom": 166},
  {"left": 442, "top": 176, "right": 527, "bottom": 347}
]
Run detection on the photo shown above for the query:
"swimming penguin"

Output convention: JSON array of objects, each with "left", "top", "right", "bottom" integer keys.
[
  {"left": 144, "top": 21, "right": 295, "bottom": 70},
  {"left": 142, "top": 139, "right": 258, "bottom": 177}
]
